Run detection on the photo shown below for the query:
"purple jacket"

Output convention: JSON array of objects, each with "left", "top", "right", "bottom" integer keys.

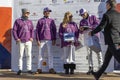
[
  {"left": 36, "top": 17, "right": 57, "bottom": 41},
  {"left": 12, "top": 18, "right": 34, "bottom": 43},
  {"left": 79, "top": 15, "right": 99, "bottom": 32},
  {"left": 59, "top": 22, "right": 79, "bottom": 48}
]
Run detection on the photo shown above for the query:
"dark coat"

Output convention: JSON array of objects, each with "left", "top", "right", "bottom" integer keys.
[{"left": 91, "top": 8, "right": 120, "bottom": 45}]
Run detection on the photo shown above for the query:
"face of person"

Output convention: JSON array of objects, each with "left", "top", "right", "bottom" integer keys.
[
  {"left": 44, "top": 11, "right": 50, "bottom": 17},
  {"left": 106, "top": 2, "right": 111, "bottom": 10},
  {"left": 68, "top": 13, "right": 73, "bottom": 19},
  {"left": 66, "top": 12, "right": 73, "bottom": 22},
  {"left": 81, "top": 12, "right": 88, "bottom": 19},
  {"left": 23, "top": 12, "right": 30, "bottom": 17}
]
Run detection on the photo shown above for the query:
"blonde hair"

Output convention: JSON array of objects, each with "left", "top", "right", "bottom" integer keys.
[{"left": 62, "top": 11, "right": 72, "bottom": 27}]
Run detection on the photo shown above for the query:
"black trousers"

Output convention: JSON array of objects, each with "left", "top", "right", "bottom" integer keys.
[{"left": 96, "top": 44, "right": 120, "bottom": 77}]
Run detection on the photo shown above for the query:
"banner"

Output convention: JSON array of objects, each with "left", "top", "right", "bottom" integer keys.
[
  {"left": 0, "top": 7, "right": 12, "bottom": 69},
  {"left": 12, "top": 0, "right": 115, "bottom": 72}
]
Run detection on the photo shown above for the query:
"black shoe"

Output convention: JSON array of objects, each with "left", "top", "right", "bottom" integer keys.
[
  {"left": 17, "top": 70, "right": 22, "bottom": 75},
  {"left": 86, "top": 70, "right": 92, "bottom": 75},
  {"left": 86, "top": 67, "right": 93, "bottom": 75},
  {"left": 35, "top": 69, "right": 42, "bottom": 74},
  {"left": 86, "top": 71, "right": 91, "bottom": 75},
  {"left": 91, "top": 71, "right": 99, "bottom": 80},
  {"left": 65, "top": 69, "right": 69, "bottom": 74},
  {"left": 70, "top": 69, "right": 74, "bottom": 74},
  {"left": 64, "top": 64, "right": 70, "bottom": 74},
  {"left": 49, "top": 68, "right": 56, "bottom": 74},
  {"left": 69, "top": 63, "right": 76, "bottom": 74}
]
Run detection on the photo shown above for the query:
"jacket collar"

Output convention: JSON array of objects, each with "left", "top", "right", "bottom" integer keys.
[{"left": 43, "top": 16, "right": 50, "bottom": 18}]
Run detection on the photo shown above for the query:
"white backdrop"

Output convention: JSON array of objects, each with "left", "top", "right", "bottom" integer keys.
[
  {"left": 0, "top": 0, "right": 13, "bottom": 7},
  {"left": 12, "top": 0, "right": 115, "bottom": 73}
]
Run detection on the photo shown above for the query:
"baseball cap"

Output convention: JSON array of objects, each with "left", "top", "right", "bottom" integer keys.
[
  {"left": 21, "top": 8, "right": 30, "bottom": 14},
  {"left": 79, "top": 8, "right": 87, "bottom": 15},
  {"left": 43, "top": 7, "right": 52, "bottom": 12}
]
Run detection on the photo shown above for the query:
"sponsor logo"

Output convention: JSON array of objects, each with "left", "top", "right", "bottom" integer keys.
[
  {"left": 64, "top": 0, "right": 74, "bottom": 4},
  {"left": 42, "top": 61, "right": 47, "bottom": 66}
]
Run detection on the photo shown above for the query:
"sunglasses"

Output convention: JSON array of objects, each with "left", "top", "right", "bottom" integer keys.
[{"left": 80, "top": 14, "right": 85, "bottom": 16}]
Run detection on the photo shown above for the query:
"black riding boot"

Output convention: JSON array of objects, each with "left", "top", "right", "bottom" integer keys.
[
  {"left": 86, "top": 66, "right": 93, "bottom": 75},
  {"left": 69, "top": 63, "right": 76, "bottom": 74},
  {"left": 64, "top": 64, "right": 69, "bottom": 74}
]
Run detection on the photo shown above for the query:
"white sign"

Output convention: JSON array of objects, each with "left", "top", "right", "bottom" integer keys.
[{"left": 64, "top": 33, "right": 75, "bottom": 42}]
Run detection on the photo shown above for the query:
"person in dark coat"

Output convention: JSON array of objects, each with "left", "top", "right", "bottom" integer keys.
[{"left": 89, "top": 0, "right": 120, "bottom": 80}]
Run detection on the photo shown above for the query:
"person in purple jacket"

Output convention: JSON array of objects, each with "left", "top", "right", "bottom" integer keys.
[
  {"left": 59, "top": 11, "right": 79, "bottom": 74},
  {"left": 79, "top": 8, "right": 103, "bottom": 75},
  {"left": 12, "top": 8, "right": 34, "bottom": 75},
  {"left": 35, "top": 7, "right": 57, "bottom": 74}
]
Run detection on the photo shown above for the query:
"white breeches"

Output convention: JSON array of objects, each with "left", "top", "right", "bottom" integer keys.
[
  {"left": 37, "top": 40, "right": 53, "bottom": 69},
  {"left": 87, "top": 47, "right": 103, "bottom": 68},
  {"left": 63, "top": 45, "right": 75, "bottom": 64},
  {"left": 18, "top": 41, "right": 32, "bottom": 70}
]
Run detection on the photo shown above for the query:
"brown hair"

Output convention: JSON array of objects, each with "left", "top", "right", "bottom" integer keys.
[{"left": 62, "top": 11, "right": 72, "bottom": 27}]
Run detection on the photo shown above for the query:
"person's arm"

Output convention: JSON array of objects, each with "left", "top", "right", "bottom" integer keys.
[
  {"left": 79, "top": 20, "right": 85, "bottom": 33},
  {"left": 91, "top": 14, "right": 109, "bottom": 36},
  {"left": 74, "top": 22, "right": 79, "bottom": 39},
  {"left": 51, "top": 20, "right": 57, "bottom": 45},
  {"left": 36, "top": 20, "right": 41, "bottom": 46},
  {"left": 12, "top": 20, "right": 19, "bottom": 41},
  {"left": 51, "top": 20, "right": 57, "bottom": 40},
  {"left": 91, "top": 15, "right": 100, "bottom": 30},
  {"left": 30, "top": 21, "right": 34, "bottom": 42},
  {"left": 58, "top": 23, "right": 64, "bottom": 39}
]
